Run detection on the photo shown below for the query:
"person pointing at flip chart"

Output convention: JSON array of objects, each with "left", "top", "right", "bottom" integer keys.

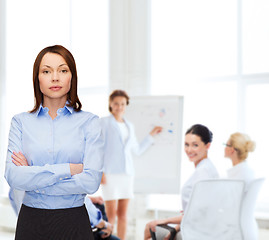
[{"left": 100, "top": 89, "right": 162, "bottom": 240}]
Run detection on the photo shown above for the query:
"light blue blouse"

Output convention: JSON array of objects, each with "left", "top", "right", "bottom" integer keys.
[
  {"left": 100, "top": 115, "right": 154, "bottom": 175},
  {"left": 9, "top": 188, "right": 103, "bottom": 228},
  {"left": 5, "top": 104, "right": 104, "bottom": 209}
]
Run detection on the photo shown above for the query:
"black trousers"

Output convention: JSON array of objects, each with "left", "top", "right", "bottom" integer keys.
[{"left": 15, "top": 204, "right": 94, "bottom": 240}]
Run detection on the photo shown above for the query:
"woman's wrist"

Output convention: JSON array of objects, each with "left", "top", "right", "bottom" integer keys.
[
  {"left": 69, "top": 163, "right": 83, "bottom": 176},
  {"left": 101, "top": 220, "right": 107, "bottom": 229}
]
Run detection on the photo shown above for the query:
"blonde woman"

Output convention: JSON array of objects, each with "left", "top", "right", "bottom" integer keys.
[{"left": 224, "top": 132, "right": 256, "bottom": 185}]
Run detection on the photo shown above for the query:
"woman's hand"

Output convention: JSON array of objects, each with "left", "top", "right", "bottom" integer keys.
[
  {"left": 12, "top": 152, "right": 29, "bottom": 166},
  {"left": 150, "top": 126, "right": 163, "bottom": 136},
  {"left": 69, "top": 163, "right": 83, "bottom": 176},
  {"left": 97, "top": 221, "right": 113, "bottom": 238},
  {"left": 144, "top": 220, "right": 162, "bottom": 240}
]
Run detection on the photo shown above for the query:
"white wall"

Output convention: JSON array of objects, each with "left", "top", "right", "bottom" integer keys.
[
  {"left": 109, "top": 0, "right": 151, "bottom": 95},
  {"left": 0, "top": 0, "right": 7, "bottom": 196}
]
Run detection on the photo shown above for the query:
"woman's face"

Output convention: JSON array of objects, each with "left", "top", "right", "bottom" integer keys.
[
  {"left": 38, "top": 52, "right": 72, "bottom": 105},
  {"left": 184, "top": 133, "right": 210, "bottom": 166},
  {"left": 110, "top": 96, "right": 127, "bottom": 118},
  {"left": 224, "top": 140, "right": 233, "bottom": 158}
]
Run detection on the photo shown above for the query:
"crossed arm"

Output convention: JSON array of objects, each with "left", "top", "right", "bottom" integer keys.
[{"left": 12, "top": 152, "right": 83, "bottom": 176}]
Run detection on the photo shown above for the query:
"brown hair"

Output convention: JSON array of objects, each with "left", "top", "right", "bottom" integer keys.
[
  {"left": 229, "top": 132, "right": 256, "bottom": 162},
  {"left": 30, "top": 45, "right": 82, "bottom": 113},
  {"left": 108, "top": 90, "right": 130, "bottom": 112}
]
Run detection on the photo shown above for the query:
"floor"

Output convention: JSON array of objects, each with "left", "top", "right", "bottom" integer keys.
[
  {"left": 258, "top": 229, "right": 269, "bottom": 239},
  {"left": 1, "top": 228, "right": 269, "bottom": 240},
  {"left": 0, "top": 229, "right": 13, "bottom": 240}
]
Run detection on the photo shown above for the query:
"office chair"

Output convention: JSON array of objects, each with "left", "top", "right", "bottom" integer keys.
[
  {"left": 180, "top": 179, "right": 245, "bottom": 240},
  {"left": 241, "top": 178, "right": 265, "bottom": 240}
]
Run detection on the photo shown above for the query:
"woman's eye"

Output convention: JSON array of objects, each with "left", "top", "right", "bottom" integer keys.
[
  {"left": 43, "top": 70, "right": 49, "bottom": 74},
  {"left": 61, "top": 69, "right": 68, "bottom": 73}
]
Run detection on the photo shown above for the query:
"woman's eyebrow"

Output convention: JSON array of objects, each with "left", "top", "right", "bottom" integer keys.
[
  {"left": 41, "top": 63, "right": 68, "bottom": 68},
  {"left": 59, "top": 63, "right": 68, "bottom": 67}
]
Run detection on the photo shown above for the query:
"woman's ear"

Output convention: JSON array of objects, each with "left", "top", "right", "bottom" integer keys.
[{"left": 206, "top": 142, "right": 211, "bottom": 150}]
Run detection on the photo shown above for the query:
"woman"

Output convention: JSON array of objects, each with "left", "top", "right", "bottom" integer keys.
[
  {"left": 144, "top": 124, "right": 219, "bottom": 240},
  {"left": 224, "top": 132, "right": 256, "bottom": 185},
  {"left": 100, "top": 90, "right": 162, "bottom": 240},
  {"left": 5, "top": 45, "right": 104, "bottom": 240},
  {"left": 8, "top": 190, "right": 118, "bottom": 240}
]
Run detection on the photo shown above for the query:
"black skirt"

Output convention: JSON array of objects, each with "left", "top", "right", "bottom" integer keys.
[{"left": 15, "top": 204, "right": 94, "bottom": 240}]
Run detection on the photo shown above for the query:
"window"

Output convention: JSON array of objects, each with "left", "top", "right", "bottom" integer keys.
[
  {"left": 242, "top": 0, "right": 269, "bottom": 74},
  {"left": 151, "top": 0, "right": 237, "bottom": 96},
  {"left": 151, "top": 0, "right": 269, "bottom": 211},
  {"left": 246, "top": 84, "right": 269, "bottom": 207},
  {"left": 71, "top": 0, "right": 109, "bottom": 117}
]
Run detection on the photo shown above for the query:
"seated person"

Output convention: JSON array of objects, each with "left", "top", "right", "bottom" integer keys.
[
  {"left": 9, "top": 189, "right": 119, "bottom": 240},
  {"left": 87, "top": 196, "right": 120, "bottom": 240},
  {"left": 224, "top": 132, "right": 256, "bottom": 186},
  {"left": 144, "top": 124, "right": 219, "bottom": 240}
]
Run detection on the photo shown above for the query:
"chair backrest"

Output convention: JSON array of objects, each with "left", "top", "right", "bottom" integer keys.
[
  {"left": 241, "top": 178, "right": 265, "bottom": 240},
  {"left": 181, "top": 179, "right": 245, "bottom": 240}
]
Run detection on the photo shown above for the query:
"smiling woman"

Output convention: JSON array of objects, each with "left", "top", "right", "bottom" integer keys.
[{"left": 144, "top": 124, "right": 219, "bottom": 240}]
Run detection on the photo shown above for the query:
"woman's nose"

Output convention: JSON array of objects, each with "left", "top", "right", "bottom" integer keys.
[{"left": 52, "top": 71, "right": 59, "bottom": 82}]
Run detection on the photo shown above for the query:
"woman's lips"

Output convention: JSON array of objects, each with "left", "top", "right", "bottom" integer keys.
[{"left": 50, "top": 86, "right": 62, "bottom": 91}]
